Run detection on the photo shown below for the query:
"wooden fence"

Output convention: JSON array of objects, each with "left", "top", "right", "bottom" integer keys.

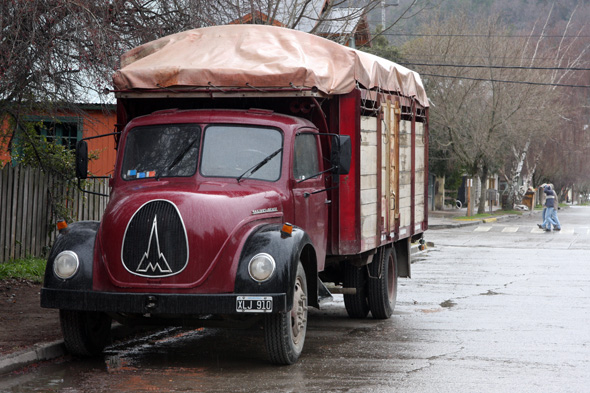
[{"left": 0, "top": 165, "right": 109, "bottom": 262}]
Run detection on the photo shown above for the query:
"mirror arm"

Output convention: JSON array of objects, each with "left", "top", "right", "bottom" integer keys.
[
  {"left": 296, "top": 166, "right": 335, "bottom": 183},
  {"left": 76, "top": 178, "right": 109, "bottom": 197},
  {"left": 303, "top": 186, "right": 339, "bottom": 198}
]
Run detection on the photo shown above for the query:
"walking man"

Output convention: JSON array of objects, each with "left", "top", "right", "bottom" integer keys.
[{"left": 538, "top": 184, "right": 561, "bottom": 231}]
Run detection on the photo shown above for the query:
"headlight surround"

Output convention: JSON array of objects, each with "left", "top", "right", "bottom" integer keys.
[
  {"left": 53, "top": 250, "right": 80, "bottom": 279},
  {"left": 248, "top": 253, "right": 276, "bottom": 282}
]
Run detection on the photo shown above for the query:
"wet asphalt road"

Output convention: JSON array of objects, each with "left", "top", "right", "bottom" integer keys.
[{"left": 1, "top": 207, "right": 589, "bottom": 392}]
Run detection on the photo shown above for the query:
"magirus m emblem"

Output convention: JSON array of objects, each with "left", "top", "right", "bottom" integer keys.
[
  {"left": 136, "top": 216, "right": 172, "bottom": 274},
  {"left": 122, "top": 200, "right": 189, "bottom": 278}
]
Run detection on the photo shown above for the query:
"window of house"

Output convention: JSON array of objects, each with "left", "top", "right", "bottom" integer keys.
[{"left": 27, "top": 116, "right": 83, "bottom": 150}]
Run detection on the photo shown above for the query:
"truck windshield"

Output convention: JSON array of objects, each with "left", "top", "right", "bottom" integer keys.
[
  {"left": 121, "top": 124, "right": 201, "bottom": 180},
  {"left": 200, "top": 125, "right": 282, "bottom": 182}
]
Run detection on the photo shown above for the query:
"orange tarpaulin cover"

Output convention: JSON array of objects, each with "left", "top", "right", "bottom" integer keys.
[{"left": 113, "top": 25, "right": 428, "bottom": 107}]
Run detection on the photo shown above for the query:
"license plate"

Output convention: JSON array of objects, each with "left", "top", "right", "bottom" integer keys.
[{"left": 236, "top": 296, "right": 273, "bottom": 313}]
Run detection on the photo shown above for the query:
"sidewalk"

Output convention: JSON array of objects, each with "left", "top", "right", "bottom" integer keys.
[{"left": 428, "top": 207, "right": 528, "bottom": 229}]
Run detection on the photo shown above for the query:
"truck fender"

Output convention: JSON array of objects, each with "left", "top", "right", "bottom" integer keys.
[
  {"left": 234, "top": 224, "right": 316, "bottom": 312},
  {"left": 43, "top": 221, "right": 99, "bottom": 291}
]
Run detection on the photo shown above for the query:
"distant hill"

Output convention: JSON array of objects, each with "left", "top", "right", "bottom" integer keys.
[{"left": 366, "top": 0, "right": 590, "bottom": 46}]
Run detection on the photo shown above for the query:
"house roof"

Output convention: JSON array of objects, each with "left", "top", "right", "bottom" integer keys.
[
  {"left": 316, "top": 7, "right": 362, "bottom": 36},
  {"left": 292, "top": 0, "right": 328, "bottom": 33},
  {"left": 314, "top": 7, "right": 371, "bottom": 47},
  {"left": 224, "top": 0, "right": 327, "bottom": 32},
  {"left": 113, "top": 24, "right": 428, "bottom": 107}
]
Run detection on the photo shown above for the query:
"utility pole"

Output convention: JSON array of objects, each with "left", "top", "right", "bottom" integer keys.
[
  {"left": 467, "top": 178, "right": 472, "bottom": 217},
  {"left": 381, "top": 0, "right": 399, "bottom": 28}
]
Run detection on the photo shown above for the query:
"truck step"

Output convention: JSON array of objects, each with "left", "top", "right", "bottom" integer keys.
[{"left": 317, "top": 279, "right": 334, "bottom": 305}]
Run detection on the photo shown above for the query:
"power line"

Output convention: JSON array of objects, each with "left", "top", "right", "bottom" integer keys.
[
  {"left": 401, "top": 62, "right": 590, "bottom": 71},
  {"left": 381, "top": 32, "right": 590, "bottom": 38},
  {"left": 419, "top": 73, "right": 590, "bottom": 88},
  {"left": 402, "top": 54, "right": 578, "bottom": 62}
]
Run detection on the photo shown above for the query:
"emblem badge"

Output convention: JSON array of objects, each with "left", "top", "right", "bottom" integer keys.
[
  {"left": 122, "top": 200, "right": 188, "bottom": 278},
  {"left": 136, "top": 216, "right": 173, "bottom": 274}
]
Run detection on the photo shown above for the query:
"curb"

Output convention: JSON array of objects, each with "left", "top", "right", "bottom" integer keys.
[
  {"left": 428, "top": 220, "right": 480, "bottom": 229},
  {"left": 0, "top": 340, "right": 66, "bottom": 375},
  {"left": 429, "top": 214, "right": 521, "bottom": 230},
  {"left": 0, "top": 324, "right": 156, "bottom": 375}
]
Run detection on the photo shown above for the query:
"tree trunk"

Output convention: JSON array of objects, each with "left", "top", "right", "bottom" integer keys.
[
  {"left": 506, "top": 140, "right": 531, "bottom": 210},
  {"left": 477, "top": 166, "right": 488, "bottom": 214}
]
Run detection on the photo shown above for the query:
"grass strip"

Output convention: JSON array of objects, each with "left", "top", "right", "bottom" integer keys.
[{"left": 0, "top": 257, "right": 46, "bottom": 283}]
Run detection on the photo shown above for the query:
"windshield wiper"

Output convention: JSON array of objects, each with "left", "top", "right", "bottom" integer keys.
[
  {"left": 237, "top": 147, "right": 282, "bottom": 183},
  {"left": 165, "top": 137, "right": 198, "bottom": 174}
]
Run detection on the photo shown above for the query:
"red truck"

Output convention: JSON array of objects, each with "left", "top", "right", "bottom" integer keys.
[{"left": 41, "top": 25, "right": 429, "bottom": 365}]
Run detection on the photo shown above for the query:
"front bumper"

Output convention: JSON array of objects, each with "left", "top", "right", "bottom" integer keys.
[{"left": 41, "top": 288, "right": 287, "bottom": 315}]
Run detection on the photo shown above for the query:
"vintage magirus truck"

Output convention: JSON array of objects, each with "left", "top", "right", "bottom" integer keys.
[{"left": 41, "top": 25, "right": 429, "bottom": 364}]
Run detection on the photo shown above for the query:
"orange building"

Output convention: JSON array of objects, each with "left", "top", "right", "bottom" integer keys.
[{"left": 0, "top": 104, "right": 117, "bottom": 177}]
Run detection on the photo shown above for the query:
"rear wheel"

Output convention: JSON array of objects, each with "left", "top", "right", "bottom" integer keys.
[
  {"left": 60, "top": 310, "right": 112, "bottom": 357},
  {"left": 343, "top": 263, "right": 370, "bottom": 318},
  {"left": 368, "top": 247, "right": 397, "bottom": 319},
  {"left": 264, "top": 262, "right": 308, "bottom": 365}
]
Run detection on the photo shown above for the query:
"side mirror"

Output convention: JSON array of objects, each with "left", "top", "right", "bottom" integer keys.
[
  {"left": 331, "top": 135, "right": 351, "bottom": 175},
  {"left": 75, "top": 140, "right": 88, "bottom": 179}
]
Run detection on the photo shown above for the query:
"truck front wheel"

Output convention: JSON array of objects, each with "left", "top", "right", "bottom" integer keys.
[
  {"left": 368, "top": 247, "right": 397, "bottom": 319},
  {"left": 264, "top": 261, "right": 308, "bottom": 365},
  {"left": 60, "top": 310, "right": 112, "bottom": 357}
]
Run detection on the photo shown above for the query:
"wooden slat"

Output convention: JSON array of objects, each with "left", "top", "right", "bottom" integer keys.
[
  {"left": 40, "top": 171, "right": 50, "bottom": 254},
  {"left": 20, "top": 167, "right": 31, "bottom": 258},
  {"left": 9, "top": 165, "right": 19, "bottom": 260},
  {"left": 0, "top": 165, "right": 8, "bottom": 262},
  {"left": 3, "top": 164, "right": 13, "bottom": 261},
  {"left": 30, "top": 167, "right": 40, "bottom": 256}
]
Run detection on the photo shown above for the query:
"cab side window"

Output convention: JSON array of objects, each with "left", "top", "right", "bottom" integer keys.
[{"left": 293, "top": 133, "right": 320, "bottom": 181}]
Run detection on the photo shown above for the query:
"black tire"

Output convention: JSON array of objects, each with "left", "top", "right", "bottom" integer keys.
[
  {"left": 367, "top": 247, "right": 397, "bottom": 319},
  {"left": 60, "top": 310, "right": 112, "bottom": 357},
  {"left": 343, "top": 263, "right": 370, "bottom": 319},
  {"left": 264, "top": 262, "right": 308, "bottom": 365}
]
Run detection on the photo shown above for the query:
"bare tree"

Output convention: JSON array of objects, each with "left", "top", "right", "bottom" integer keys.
[
  {"left": 1, "top": 0, "right": 385, "bottom": 170},
  {"left": 499, "top": 2, "right": 590, "bottom": 206},
  {"left": 405, "top": 11, "right": 564, "bottom": 213}
]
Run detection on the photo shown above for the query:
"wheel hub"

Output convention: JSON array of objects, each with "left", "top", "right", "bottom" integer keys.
[{"left": 290, "top": 277, "right": 308, "bottom": 344}]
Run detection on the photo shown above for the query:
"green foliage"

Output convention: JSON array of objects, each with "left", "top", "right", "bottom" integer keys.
[
  {"left": 11, "top": 120, "right": 75, "bottom": 177},
  {"left": 0, "top": 258, "right": 46, "bottom": 283},
  {"left": 445, "top": 169, "right": 464, "bottom": 191}
]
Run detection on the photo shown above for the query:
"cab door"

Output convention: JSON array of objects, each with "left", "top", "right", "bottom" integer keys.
[{"left": 291, "top": 131, "right": 328, "bottom": 270}]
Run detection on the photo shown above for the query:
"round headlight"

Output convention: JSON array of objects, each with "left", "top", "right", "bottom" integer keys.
[
  {"left": 53, "top": 250, "right": 80, "bottom": 279},
  {"left": 248, "top": 253, "right": 276, "bottom": 282}
]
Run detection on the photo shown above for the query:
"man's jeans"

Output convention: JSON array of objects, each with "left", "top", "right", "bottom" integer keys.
[
  {"left": 543, "top": 207, "right": 558, "bottom": 229},
  {"left": 550, "top": 208, "right": 561, "bottom": 229}
]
